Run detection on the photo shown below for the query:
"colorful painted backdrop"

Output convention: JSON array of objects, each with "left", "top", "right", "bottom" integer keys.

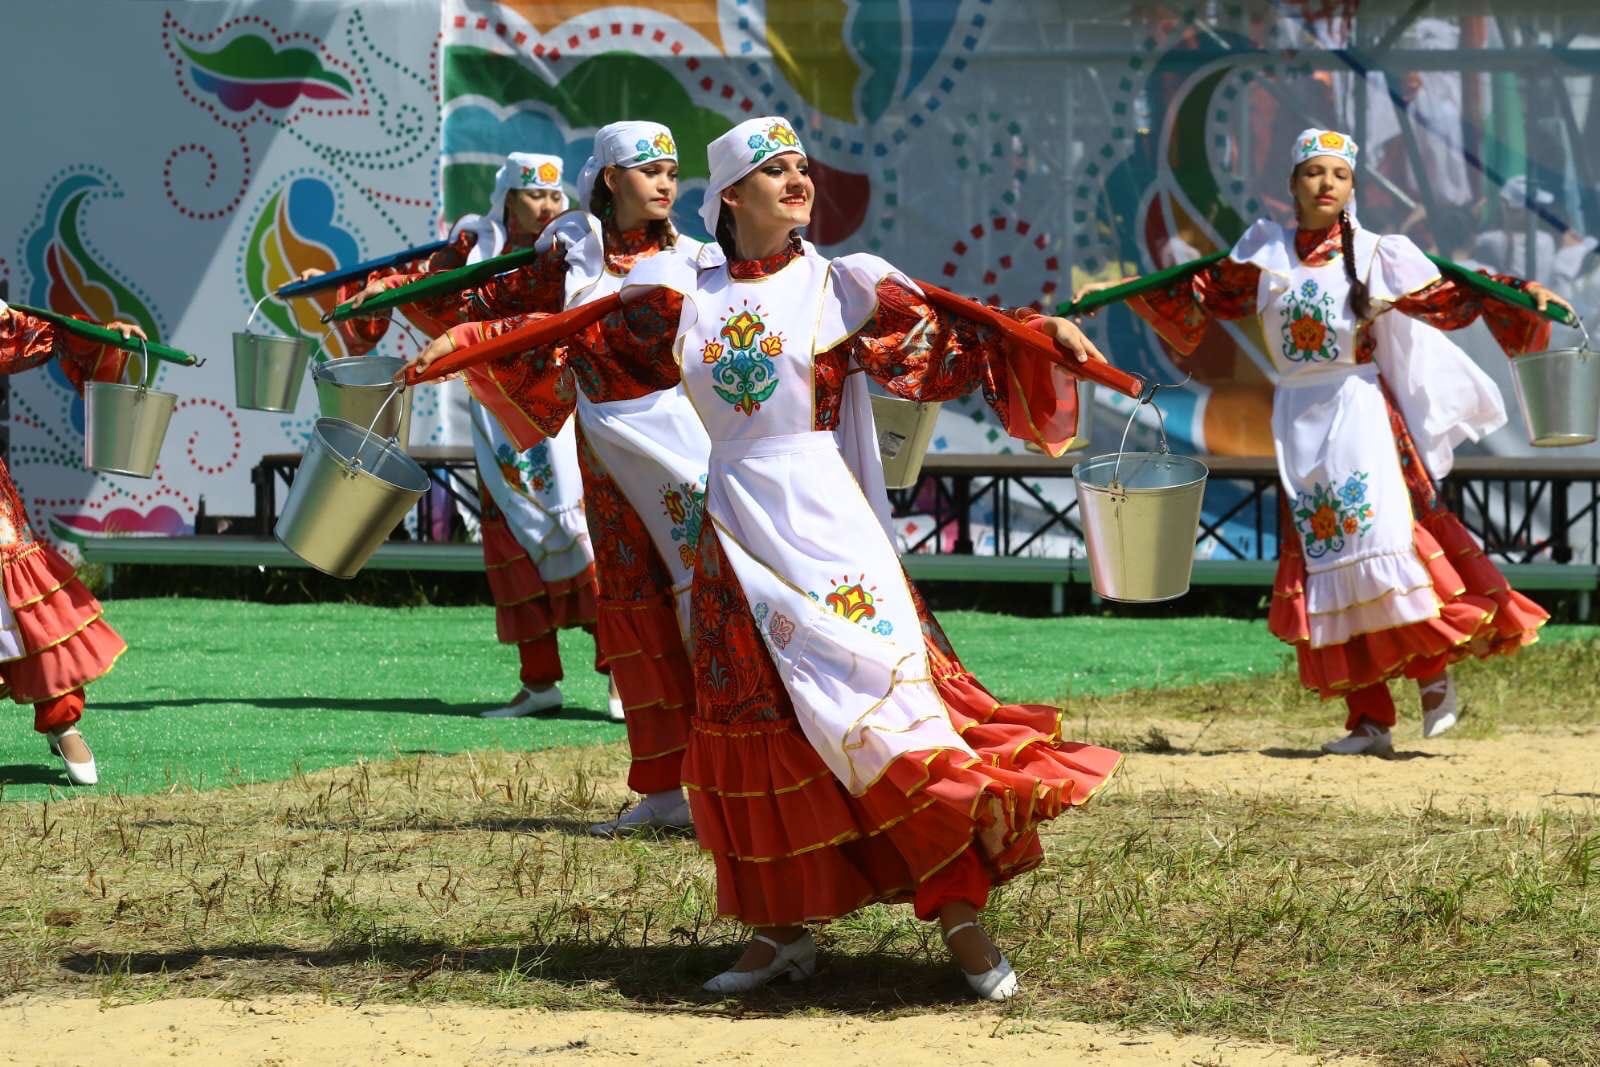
[{"left": 4, "top": 2, "right": 1597, "bottom": 558}]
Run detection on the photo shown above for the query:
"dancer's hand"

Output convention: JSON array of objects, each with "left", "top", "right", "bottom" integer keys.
[
  {"left": 295, "top": 268, "right": 326, "bottom": 282},
  {"left": 349, "top": 277, "right": 392, "bottom": 311},
  {"left": 1029, "top": 315, "right": 1107, "bottom": 364},
  {"left": 1525, "top": 281, "right": 1576, "bottom": 320},
  {"left": 105, "top": 320, "right": 148, "bottom": 342},
  {"left": 402, "top": 329, "right": 459, "bottom": 381},
  {"left": 1070, "top": 277, "right": 1137, "bottom": 317}
]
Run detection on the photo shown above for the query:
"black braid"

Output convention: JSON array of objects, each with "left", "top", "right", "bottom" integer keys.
[{"left": 1340, "top": 209, "right": 1371, "bottom": 320}]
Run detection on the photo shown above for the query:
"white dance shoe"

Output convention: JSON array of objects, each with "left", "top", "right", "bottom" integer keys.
[
  {"left": 1321, "top": 721, "right": 1394, "bottom": 756},
  {"left": 480, "top": 684, "right": 562, "bottom": 718},
  {"left": 1420, "top": 678, "right": 1459, "bottom": 739},
  {"left": 607, "top": 680, "right": 626, "bottom": 723},
  {"left": 590, "top": 789, "right": 693, "bottom": 837},
  {"left": 944, "top": 920, "right": 1020, "bottom": 1001},
  {"left": 702, "top": 932, "right": 817, "bottom": 994},
  {"left": 46, "top": 726, "right": 98, "bottom": 786}
]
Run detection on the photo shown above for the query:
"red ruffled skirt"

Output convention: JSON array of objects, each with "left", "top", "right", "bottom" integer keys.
[
  {"left": 479, "top": 474, "right": 597, "bottom": 645},
  {"left": 1268, "top": 393, "right": 1546, "bottom": 698},
  {"left": 682, "top": 527, "right": 1122, "bottom": 927},
  {"left": 0, "top": 541, "right": 126, "bottom": 704},
  {"left": 578, "top": 431, "right": 693, "bottom": 794}
]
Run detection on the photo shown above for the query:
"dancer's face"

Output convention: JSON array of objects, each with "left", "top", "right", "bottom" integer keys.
[
  {"left": 607, "top": 161, "right": 679, "bottom": 229},
  {"left": 723, "top": 152, "right": 813, "bottom": 239},
  {"left": 1291, "top": 157, "right": 1354, "bottom": 228},
  {"left": 507, "top": 188, "right": 564, "bottom": 235}
]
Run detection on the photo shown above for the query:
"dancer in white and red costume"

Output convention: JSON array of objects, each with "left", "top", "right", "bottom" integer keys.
[
  {"left": 411, "top": 118, "right": 1123, "bottom": 1000},
  {"left": 339, "top": 154, "right": 600, "bottom": 719},
  {"left": 1081, "top": 129, "right": 1571, "bottom": 754},
  {"left": 0, "top": 302, "right": 143, "bottom": 785}
]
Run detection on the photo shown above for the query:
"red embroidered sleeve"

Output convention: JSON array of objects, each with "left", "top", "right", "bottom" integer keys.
[
  {"left": 836, "top": 280, "right": 1082, "bottom": 453},
  {"left": 1391, "top": 273, "right": 1554, "bottom": 356},
  {"left": 1125, "top": 256, "right": 1261, "bottom": 355},
  {"left": 335, "top": 275, "right": 388, "bottom": 356},
  {"left": 0, "top": 309, "right": 124, "bottom": 394},
  {"left": 451, "top": 287, "right": 685, "bottom": 448},
  {"left": 469, "top": 244, "right": 569, "bottom": 320}
]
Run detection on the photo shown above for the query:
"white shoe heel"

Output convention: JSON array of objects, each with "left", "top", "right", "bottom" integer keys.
[
  {"left": 944, "top": 920, "right": 1021, "bottom": 1001},
  {"left": 702, "top": 932, "right": 816, "bottom": 994},
  {"left": 480, "top": 684, "right": 562, "bottom": 719},
  {"left": 1420, "top": 678, "right": 1459, "bottom": 738},
  {"left": 46, "top": 726, "right": 98, "bottom": 787},
  {"left": 1320, "top": 721, "right": 1393, "bottom": 756}
]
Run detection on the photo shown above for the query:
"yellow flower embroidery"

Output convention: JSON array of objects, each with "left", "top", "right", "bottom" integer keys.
[
  {"left": 721, "top": 309, "right": 764, "bottom": 350},
  {"left": 768, "top": 122, "right": 799, "bottom": 147},
  {"left": 700, "top": 339, "right": 724, "bottom": 364},
  {"left": 535, "top": 161, "right": 560, "bottom": 185},
  {"left": 1317, "top": 131, "right": 1347, "bottom": 151},
  {"left": 758, "top": 334, "right": 784, "bottom": 358},
  {"left": 652, "top": 132, "right": 675, "bottom": 155}
]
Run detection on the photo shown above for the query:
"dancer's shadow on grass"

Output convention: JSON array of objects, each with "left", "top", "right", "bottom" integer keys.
[
  {"left": 1258, "top": 746, "right": 1447, "bottom": 762},
  {"left": 59, "top": 941, "right": 976, "bottom": 1010},
  {"left": 0, "top": 764, "right": 72, "bottom": 787},
  {"left": 95, "top": 696, "right": 616, "bottom": 723}
]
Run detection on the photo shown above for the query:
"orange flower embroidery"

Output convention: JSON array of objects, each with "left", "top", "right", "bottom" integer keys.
[
  {"left": 1290, "top": 316, "right": 1326, "bottom": 353},
  {"left": 701, "top": 339, "right": 724, "bottom": 364},
  {"left": 758, "top": 334, "right": 784, "bottom": 357},
  {"left": 1310, "top": 505, "right": 1338, "bottom": 542},
  {"left": 1342, "top": 515, "right": 1359, "bottom": 535},
  {"left": 535, "top": 161, "right": 560, "bottom": 185}
]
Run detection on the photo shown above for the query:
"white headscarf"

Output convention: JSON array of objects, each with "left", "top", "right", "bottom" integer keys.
[
  {"left": 1291, "top": 128, "right": 1361, "bottom": 225},
  {"left": 449, "top": 152, "right": 566, "bottom": 262},
  {"left": 575, "top": 120, "right": 678, "bottom": 208},
  {"left": 698, "top": 116, "right": 805, "bottom": 234}
]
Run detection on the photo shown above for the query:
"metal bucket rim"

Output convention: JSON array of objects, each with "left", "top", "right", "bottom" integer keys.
[
  {"left": 86, "top": 380, "right": 179, "bottom": 402},
  {"left": 312, "top": 354, "right": 408, "bottom": 387},
  {"left": 1072, "top": 451, "right": 1209, "bottom": 492},
  {"left": 233, "top": 329, "right": 306, "bottom": 346},
  {"left": 312, "top": 417, "right": 429, "bottom": 491},
  {"left": 1518, "top": 345, "right": 1599, "bottom": 361}
]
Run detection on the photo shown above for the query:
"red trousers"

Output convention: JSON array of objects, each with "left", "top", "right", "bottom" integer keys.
[
  {"left": 33, "top": 688, "right": 84, "bottom": 734},
  {"left": 912, "top": 846, "right": 993, "bottom": 922}
]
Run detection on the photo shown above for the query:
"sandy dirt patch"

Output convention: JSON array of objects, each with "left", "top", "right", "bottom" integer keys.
[
  {"left": 0, "top": 996, "right": 1373, "bottom": 1066},
  {"left": 1106, "top": 722, "right": 1600, "bottom": 816}
]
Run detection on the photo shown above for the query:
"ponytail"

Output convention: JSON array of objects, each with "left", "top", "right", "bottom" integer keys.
[{"left": 1340, "top": 210, "right": 1371, "bottom": 320}]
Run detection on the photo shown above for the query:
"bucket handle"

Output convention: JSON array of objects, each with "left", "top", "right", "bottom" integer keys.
[
  {"left": 1110, "top": 372, "right": 1191, "bottom": 485},
  {"left": 345, "top": 383, "right": 407, "bottom": 473},
  {"left": 120, "top": 337, "right": 160, "bottom": 392},
  {"left": 241, "top": 293, "right": 275, "bottom": 336}
]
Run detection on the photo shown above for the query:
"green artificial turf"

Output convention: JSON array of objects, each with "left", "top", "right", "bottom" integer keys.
[{"left": 1, "top": 598, "right": 1593, "bottom": 802}]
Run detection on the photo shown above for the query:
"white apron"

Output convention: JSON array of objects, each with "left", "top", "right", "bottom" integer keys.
[
  {"left": 558, "top": 221, "right": 710, "bottom": 633},
  {"left": 459, "top": 222, "right": 592, "bottom": 582},
  {"left": 627, "top": 246, "right": 975, "bottom": 794},
  {"left": 1234, "top": 220, "right": 1506, "bottom": 648}
]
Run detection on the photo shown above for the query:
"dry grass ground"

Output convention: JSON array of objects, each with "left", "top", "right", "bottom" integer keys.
[{"left": 1, "top": 637, "right": 1597, "bottom": 1065}]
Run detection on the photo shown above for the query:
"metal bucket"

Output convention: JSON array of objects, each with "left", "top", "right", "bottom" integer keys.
[
  {"left": 233, "top": 331, "right": 314, "bottom": 412},
  {"left": 84, "top": 380, "right": 177, "bottom": 478},
  {"left": 1073, "top": 451, "right": 1209, "bottom": 603},
  {"left": 314, "top": 355, "right": 413, "bottom": 447},
  {"left": 872, "top": 395, "right": 941, "bottom": 489},
  {"left": 274, "top": 417, "right": 430, "bottom": 578},
  {"left": 1511, "top": 346, "right": 1600, "bottom": 447}
]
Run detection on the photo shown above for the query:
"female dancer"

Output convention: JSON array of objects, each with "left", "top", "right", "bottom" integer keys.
[
  {"left": 1079, "top": 129, "right": 1570, "bottom": 754},
  {"left": 460, "top": 121, "right": 706, "bottom": 835},
  {"left": 0, "top": 303, "right": 142, "bottom": 785},
  {"left": 411, "top": 118, "right": 1123, "bottom": 999},
  {"left": 341, "top": 154, "right": 601, "bottom": 720}
]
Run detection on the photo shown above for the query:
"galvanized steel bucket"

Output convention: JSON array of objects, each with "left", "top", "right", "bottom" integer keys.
[
  {"left": 871, "top": 394, "right": 941, "bottom": 489},
  {"left": 232, "top": 294, "right": 316, "bottom": 413},
  {"left": 1511, "top": 328, "right": 1599, "bottom": 447},
  {"left": 313, "top": 355, "right": 413, "bottom": 448},
  {"left": 1072, "top": 392, "right": 1207, "bottom": 602},
  {"left": 274, "top": 398, "right": 429, "bottom": 578},
  {"left": 84, "top": 341, "right": 177, "bottom": 478}
]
